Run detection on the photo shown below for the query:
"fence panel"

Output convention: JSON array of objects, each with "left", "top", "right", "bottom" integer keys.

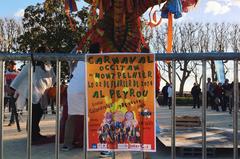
[{"left": 0, "top": 52, "right": 239, "bottom": 159}]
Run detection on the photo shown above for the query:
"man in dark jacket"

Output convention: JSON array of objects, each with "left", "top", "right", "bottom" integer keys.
[
  {"left": 222, "top": 79, "right": 232, "bottom": 112},
  {"left": 161, "top": 82, "right": 169, "bottom": 106},
  {"left": 191, "top": 83, "right": 201, "bottom": 108}
]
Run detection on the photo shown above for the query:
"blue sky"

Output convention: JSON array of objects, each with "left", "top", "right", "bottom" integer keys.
[
  {"left": 0, "top": 0, "right": 88, "bottom": 18},
  {"left": 178, "top": 0, "right": 240, "bottom": 23},
  {"left": 0, "top": 0, "right": 239, "bottom": 23}
]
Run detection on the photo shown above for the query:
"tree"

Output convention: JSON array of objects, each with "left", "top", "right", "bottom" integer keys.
[
  {"left": 18, "top": 2, "right": 89, "bottom": 52},
  {"left": 229, "top": 24, "right": 240, "bottom": 52},
  {"left": 0, "top": 18, "right": 22, "bottom": 52},
  {"left": 18, "top": 1, "right": 89, "bottom": 78},
  {"left": 144, "top": 22, "right": 202, "bottom": 96},
  {"left": 0, "top": 19, "right": 4, "bottom": 51},
  {"left": 144, "top": 22, "right": 239, "bottom": 95}
]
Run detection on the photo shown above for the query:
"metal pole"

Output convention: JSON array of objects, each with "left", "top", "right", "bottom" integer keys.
[
  {"left": 1, "top": 52, "right": 240, "bottom": 61},
  {"left": 202, "top": 60, "right": 207, "bottom": 159},
  {"left": 83, "top": 102, "right": 88, "bottom": 159},
  {"left": 55, "top": 60, "right": 61, "bottom": 159},
  {"left": 233, "top": 60, "right": 239, "bottom": 159},
  {"left": 0, "top": 60, "right": 5, "bottom": 159},
  {"left": 171, "top": 61, "right": 176, "bottom": 159},
  {"left": 84, "top": 58, "right": 88, "bottom": 159},
  {"left": 27, "top": 62, "right": 33, "bottom": 159},
  {"left": 112, "top": 152, "right": 115, "bottom": 159}
]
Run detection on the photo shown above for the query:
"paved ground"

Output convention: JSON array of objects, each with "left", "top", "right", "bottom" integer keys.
[{"left": 2, "top": 105, "right": 240, "bottom": 159}]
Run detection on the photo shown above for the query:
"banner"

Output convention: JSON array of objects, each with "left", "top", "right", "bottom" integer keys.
[
  {"left": 86, "top": 53, "right": 156, "bottom": 152},
  {"left": 214, "top": 60, "right": 225, "bottom": 84}
]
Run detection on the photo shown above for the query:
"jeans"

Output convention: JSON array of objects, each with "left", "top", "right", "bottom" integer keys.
[
  {"left": 8, "top": 96, "right": 21, "bottom": 131},
  {"left": 32, "top": 103, "right": 44, "bottom": 139}
]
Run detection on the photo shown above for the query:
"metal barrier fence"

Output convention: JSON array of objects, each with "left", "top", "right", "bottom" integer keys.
[{"left": 0, "top": 52, "right": 239, "bottom": 159}]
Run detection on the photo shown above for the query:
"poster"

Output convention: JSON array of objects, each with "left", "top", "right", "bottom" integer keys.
[{"left": 86, "top": 53, "right": 156, "bottom": 152}]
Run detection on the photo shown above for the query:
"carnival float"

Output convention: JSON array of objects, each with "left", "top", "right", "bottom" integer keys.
[{"left": 64, "top": 0, "right": 199, "bottom": 53}]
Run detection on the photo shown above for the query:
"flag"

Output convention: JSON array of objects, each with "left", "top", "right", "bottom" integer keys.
[
  {"left": 214, "top": 60, "right": 225, "bottom": 84},
  {"left": 64, "top": 0, "right": 78, "bottom": 31},
  {"left": 65, "top": 0, "right": 78, "bottom": 13}
]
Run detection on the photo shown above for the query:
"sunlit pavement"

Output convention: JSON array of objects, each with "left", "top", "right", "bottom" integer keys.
[{"left": 2, "top": 106, "right": 239, "bottom": 159}]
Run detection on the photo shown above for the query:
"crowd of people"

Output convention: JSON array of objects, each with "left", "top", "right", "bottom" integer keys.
[
  {"left": 191, "top": 78, "right": 237, "bottom": 113},
  {"left": 206, "top": 78, "right": 236, "bottom": 113},
  {"left": 161, "top": 78, "right": 238, "bottom": 114}
]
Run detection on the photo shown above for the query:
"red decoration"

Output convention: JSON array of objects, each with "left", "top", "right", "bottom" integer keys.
[{"left": 76, "top": 0, "right": 199, "bottom": 52}]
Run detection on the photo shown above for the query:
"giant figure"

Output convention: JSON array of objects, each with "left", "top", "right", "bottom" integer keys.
[{"left": 78, "top": 0, "right": 198, "bottom": 52}]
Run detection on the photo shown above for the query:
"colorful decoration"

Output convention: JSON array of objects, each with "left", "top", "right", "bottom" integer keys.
[
  {"left": 64, "top": 0, "right": 78, "bottom": 31},
  {"left": 64, "top": 0, "right": 198, "bottom": 52},
  {"left": 65, "top": 0, "right": 78, "bottom": 13},
  {"left": 147, "top": 7, "right": 162, "bottom": 28}
]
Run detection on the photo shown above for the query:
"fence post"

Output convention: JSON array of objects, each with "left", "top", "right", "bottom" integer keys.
[
  {"left": 202, "top": 60, "right": 207, "bottom": 159},
  {"left": 55, "top": 60, "right": 61, "bottom": 159},
  {"left": 171, "top": 60, "right": 176, "bottom": 159},
  {"left": 84, "top": 56, "right": 88, "bottom": 159},
  {"left": 233, "top": 60, "right": 239, "bottom": 159},
  {"left": 27, "top": 62, "right": 33, "bottom": 159},
  {"left": 0, "top": 60, "right": 5, "bottom": 159}
]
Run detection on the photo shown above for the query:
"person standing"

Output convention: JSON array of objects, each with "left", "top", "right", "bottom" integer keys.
[
  {"left": 61, "top": 60, "right": 85, "bottom": 150},
  {"left": 162, "top": 82, "right": 169, "bottom": 106},
  {"left": 222, "top": 79, "right": 232, "bottom": 112},
  {"left": 11, "top": 46, "right": 56, "bottom": 143},
  {"left": 207, "top": 78, "right": 214, "bottom": 109},
  {"left": 5, "top": 61, "right": 21, "bottom": 131},
  {"left": 167, "top": 83, "right": 173, "bottom": 109},
  {"left": 191, "top": 83, "right": 201, "bottom": 109},
  {"left": 61, "top": 43, "right": 101, "bottom": 151},
  {"left": 213, "top": 82, "right": 223, "bottom": 111}
]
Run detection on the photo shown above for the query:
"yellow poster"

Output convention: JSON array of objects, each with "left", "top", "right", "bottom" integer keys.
[{"left": 86, "top": 53, "right": 156, "bottom": 152}]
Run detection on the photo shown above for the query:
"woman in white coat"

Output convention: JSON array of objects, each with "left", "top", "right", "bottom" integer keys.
[{"left": 11, "top": 46, "right": 55, "bottom": 142}]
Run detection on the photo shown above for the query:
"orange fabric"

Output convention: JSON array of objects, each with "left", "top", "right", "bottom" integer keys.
[
  {"left": 64, "top": 0, "right": 76, "bottom": 31},
  {"left": 68, "top": 16, "right": 76, "bottom": 31},
  {"left": 166, "top": 12, "right": 173, "bottom": 53},
  {"left": 64, "top": 0, "right": 70, "bottom": 14},
  {"left": 47, "top": 85, "right": 67, "bottom": 99},
  {"left": 166, "top": 12, "right": 173, "bottom": 63}
]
